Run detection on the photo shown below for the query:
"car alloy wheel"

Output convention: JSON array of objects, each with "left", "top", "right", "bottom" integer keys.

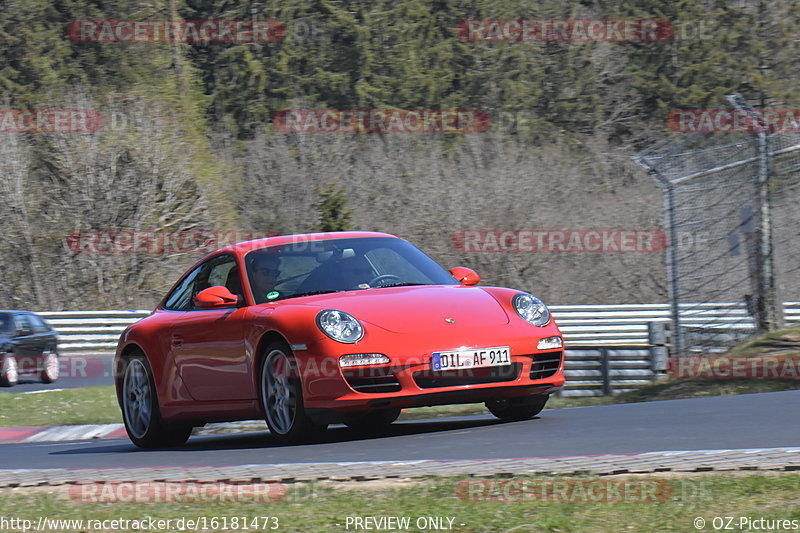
[
  {"left": 121, "top": 353, "right": 191, "bottom": 448},
  {"left": 0, "top": 355, "right": 18, "bottom": 387},
  {"left": 259, "top": 342, "right": 326, "bottom": 443},
  {"left": 123, "top": 357, "right": 153, "bottom": 440},
  {"left": 40, "top": 349, "right": 59, "bottom": 384},
  {"left": 486, "top": 394, "right": 549, "bottom": 421}
]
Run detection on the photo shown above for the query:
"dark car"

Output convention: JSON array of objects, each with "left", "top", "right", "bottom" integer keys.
[{"left": 0, "top": 311, "right": 59, "bottom": 387}]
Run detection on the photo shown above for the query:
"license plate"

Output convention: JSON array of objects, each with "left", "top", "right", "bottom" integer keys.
[{"left": 431, "top": 346, "right": 511, "bottom": 371}]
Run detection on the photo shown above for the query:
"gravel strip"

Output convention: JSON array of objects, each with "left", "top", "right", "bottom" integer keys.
[{"left": 1, "top": 448, "right": 799, "bottom": 487}]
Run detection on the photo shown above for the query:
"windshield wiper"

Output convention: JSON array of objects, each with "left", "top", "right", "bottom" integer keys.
[{"left": 280, "top": 290, "right": 341, "bottom": 300}]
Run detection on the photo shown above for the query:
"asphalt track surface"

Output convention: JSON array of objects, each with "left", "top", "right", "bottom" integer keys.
[{"left": 1, "top": 390, "right": 797, "bottom": 470}]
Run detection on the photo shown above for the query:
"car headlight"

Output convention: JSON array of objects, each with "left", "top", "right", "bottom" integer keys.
[
  {"left": 316, "top": 309, "right": 364, "bottom": 343},
  {"left": 513, "top": 293, "right": 551, "bottom": 327}
]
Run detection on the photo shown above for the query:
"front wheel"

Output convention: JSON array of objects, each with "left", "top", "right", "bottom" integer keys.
[
  {"left": 0, "top": 355, "right": 18, "bottom": 387},
  {"left": 486, "top": 395, "right": 549, "bottom": 421},
  {"left": 259, "top": 342, "right": 326, "bottom": 444},
  {"left": 40, "top": 349, "right": 59, "bottom": 384},
  {"left": 121, "top": 354, "right": 192, "bottom": 448}
]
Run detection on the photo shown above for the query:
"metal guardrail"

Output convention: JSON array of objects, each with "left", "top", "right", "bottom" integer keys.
[
  {"left": 561, "top": 347, "right": 657, "bottom": 397},
  {"left": 40, "top": 310, "right": 150, "bottom": 353},
  {"left": 554, "top": 302, "right": 800, "bottom": 346},
  {"left": 38, "top": 303, "right": 800, "bottom": 397}
]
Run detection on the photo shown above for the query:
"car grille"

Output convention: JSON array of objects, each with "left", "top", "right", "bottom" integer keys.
[
  {"left": 342, "top": 367, "right": 402, "bottom": 393},
  {"left": 412, "top": 363, "right": 521, "bottom": 389},
  {"left": 530, "top": 351, "right": 563, "bottom": 380}
]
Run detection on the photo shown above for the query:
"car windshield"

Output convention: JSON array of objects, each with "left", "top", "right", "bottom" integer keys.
[
  {"left": 244, "top": 237, "right": 458, "bottom": 304},
  {"left": 0, "top": 313, "right": 12, "bottom": 333}
]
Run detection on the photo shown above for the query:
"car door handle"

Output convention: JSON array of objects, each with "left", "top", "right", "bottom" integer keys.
[{"left": 171, "top": 335, "right": 184, "bottom": 347}]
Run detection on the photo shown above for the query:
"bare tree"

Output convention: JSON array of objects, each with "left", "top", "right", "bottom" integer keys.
[{"left": 0, "top": 133, "right": 47, "bottom": 307}]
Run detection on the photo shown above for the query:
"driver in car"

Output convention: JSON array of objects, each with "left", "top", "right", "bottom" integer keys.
[{"left": 249, "top": 253, "right": 281, "bottom": 303}]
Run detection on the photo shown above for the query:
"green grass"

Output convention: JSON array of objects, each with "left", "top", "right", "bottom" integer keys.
[
  {"left": 725, "top": 324, "right": 800, "bottom": 359},
  {"left": 0, "top": 474, "right": 798, "bottom": 532},
  {"left": 0, "top": 386, "right": 120, "bottom": 427},
  {"left": 608, "top": 378, "right": 800, "bottom": 403}
]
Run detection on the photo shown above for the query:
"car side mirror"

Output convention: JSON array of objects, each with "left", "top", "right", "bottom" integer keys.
[
  {"left": 449, "top": 266, "right": 480, "bottom": 286},
  {"left": 194, "top": 286, "right": 241, "bottom": 309}
]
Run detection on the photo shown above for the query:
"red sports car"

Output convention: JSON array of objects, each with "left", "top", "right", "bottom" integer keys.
[{"left": 114, "top": 232, "right": 565, "bottom": 447}]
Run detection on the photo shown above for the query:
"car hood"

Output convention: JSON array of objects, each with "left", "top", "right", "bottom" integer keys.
[{"left": 290, "top": 285, "right": 510, "bottom": 333}]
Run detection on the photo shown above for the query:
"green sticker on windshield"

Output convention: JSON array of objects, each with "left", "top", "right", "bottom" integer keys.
[{"left": 266, "top": 291, "right": 280, "bottom": 300}]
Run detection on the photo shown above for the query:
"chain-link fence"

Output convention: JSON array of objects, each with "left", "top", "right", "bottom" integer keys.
[{"left": 635, "top": 100, "right": 800, "bottom": 354}]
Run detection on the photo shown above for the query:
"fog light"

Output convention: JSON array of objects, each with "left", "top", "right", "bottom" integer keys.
[
  {"left": 339, "top": 354, "right": 390, "bottom": 368},
  {"left": 537, "top": 336, "right": 562, "bottom": 350}
]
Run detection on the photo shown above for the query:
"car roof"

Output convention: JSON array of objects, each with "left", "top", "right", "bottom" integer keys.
[
  {"left": 0, "top": 310, "right": 40, "bottom": 314},
  {"left": 217, "top": 231, "right": 399, "bottom": 255}
]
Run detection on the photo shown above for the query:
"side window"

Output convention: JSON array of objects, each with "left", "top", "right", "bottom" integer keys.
[
  {"left": 27, "top": 314, "right": 49, "bottom": 333},
  {"left": 163, "top": 265, "right": 204, "bottom": 311},
  {"left": 207, "top": 260, "right": 237, "bottom": 289},
  {"left": 14, "top": 314, "right": 33, "bottom": 335},
  {"left": 190, "top": 254, "right": 238, "bottom": 309}
]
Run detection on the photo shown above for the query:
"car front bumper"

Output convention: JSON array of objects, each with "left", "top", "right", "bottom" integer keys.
[{"left": 295, "top": 322, "right": 566, "bottom": 414}]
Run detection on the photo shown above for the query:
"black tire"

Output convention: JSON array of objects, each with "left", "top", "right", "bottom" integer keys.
[
  {"left": 259, "top": 341, "right": 327, "bottom": 444},
  {"left": 0, "top": 354, "right": 18, "bottom": 387},
  {"left": 120, "top": 352, "right": 192, "bottom": 448},
  {"left": 486, "top": 395, "right": 549, "bottom": 421},
  {"left": 344, "top": 408, "right": 402, "bottom": 429},
  {"left": 40, "top": 348, "right": 59, "bottom": 384}
]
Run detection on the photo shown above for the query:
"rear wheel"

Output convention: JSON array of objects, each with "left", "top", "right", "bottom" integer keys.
[
  {"left": 486, "top": 395, "right": 549, "bottom": 421},
  {"left": 40, "top": 349, "right": 59, "bottom": 384},
  {"left": 121, "top": 353, "right": 192, "bottom": 448},
  {"left": 0, "top": 355, "right": 18, "bottom": 387},
  {"left": 344, "top": 408, "right": 402, "bottom": 429},
  {"left": 259, "top": 342, "right": 327, "bottom": 444}
]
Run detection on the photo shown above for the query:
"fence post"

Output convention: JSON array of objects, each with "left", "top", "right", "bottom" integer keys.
[
  {"left": 600, "top": 348, "right": 611, "bottom": 395},
  {"left": 726, "top": 94, "right": 784, "bottom": 332},
  {"left": 641, "top": 167, "right": 685, "bottom": 357},
  {"left": 648, "top": 321, "right": 668, "bottom": 372}
]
